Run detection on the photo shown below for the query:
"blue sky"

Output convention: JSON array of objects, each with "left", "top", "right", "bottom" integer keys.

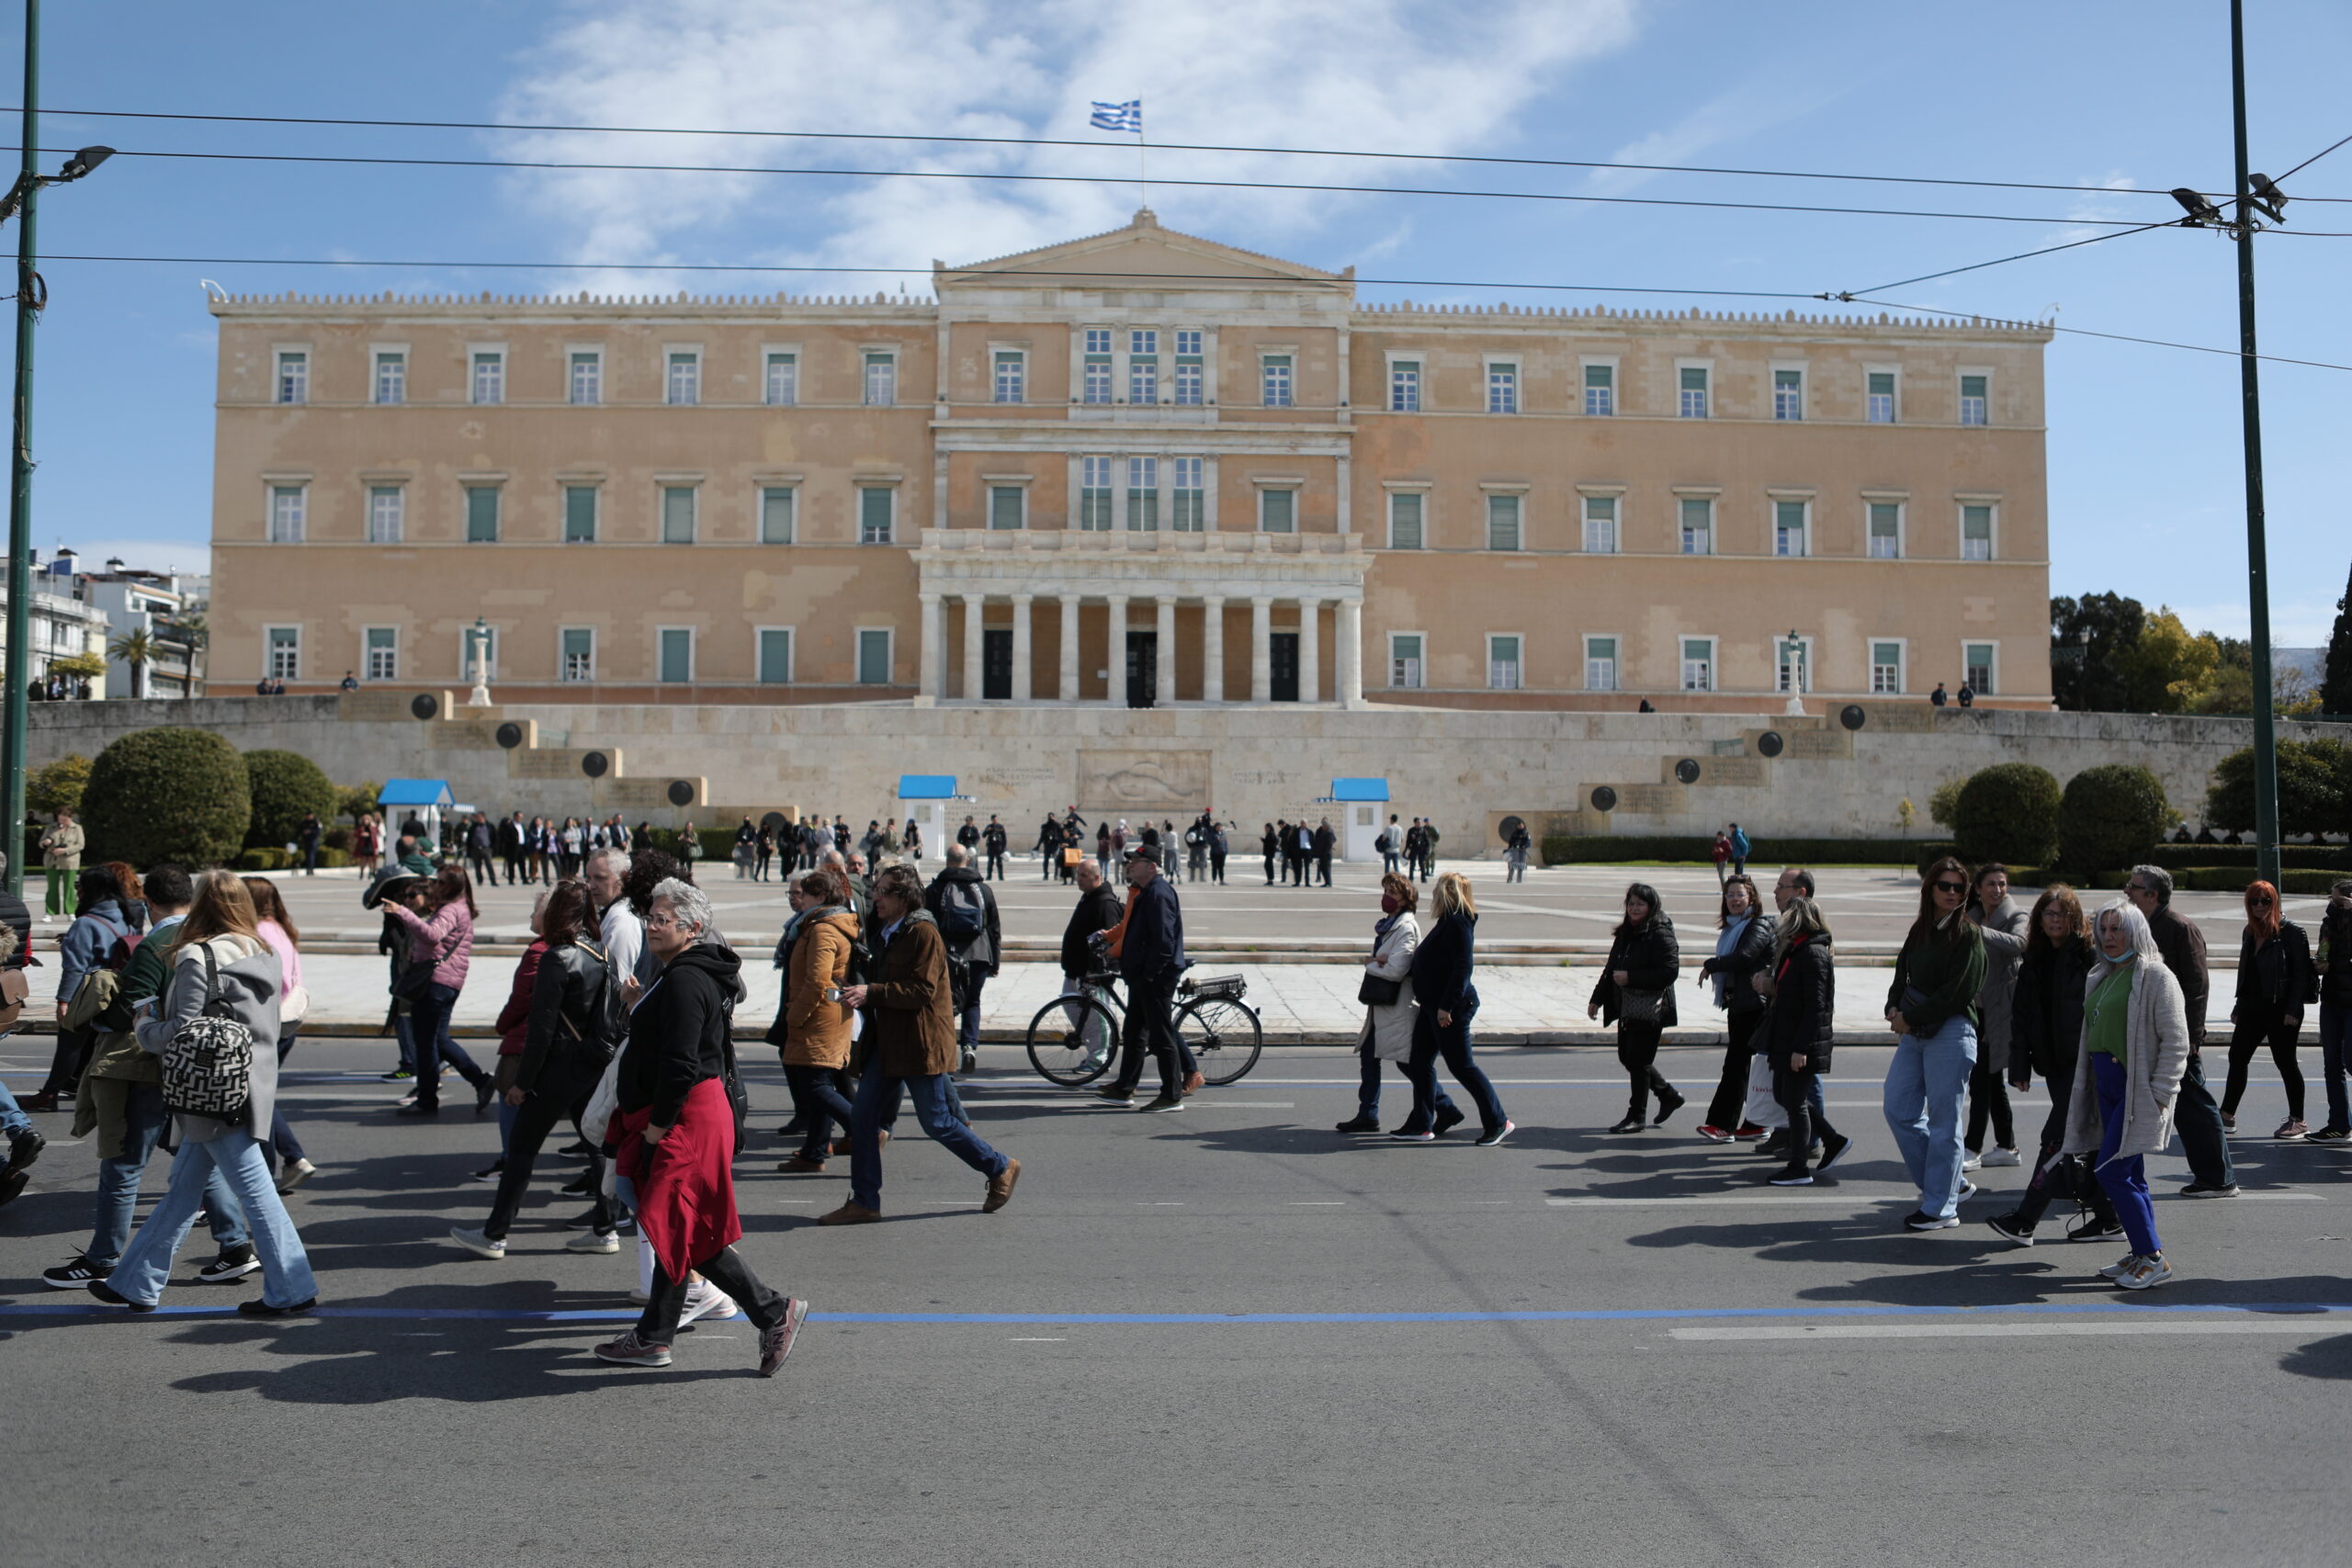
[{"left": 7, "top": 0, "right": 2347, "bottom": 640}]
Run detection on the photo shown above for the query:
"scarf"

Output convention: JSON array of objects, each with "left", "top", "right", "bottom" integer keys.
[{"left": 1712, "top": 914, "right": 1753, "bottom": 1009}]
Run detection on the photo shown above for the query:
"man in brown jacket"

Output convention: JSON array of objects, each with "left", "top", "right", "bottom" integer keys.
[{"left": 820, "top": 863, "right": 1018, "bottom": 1224}]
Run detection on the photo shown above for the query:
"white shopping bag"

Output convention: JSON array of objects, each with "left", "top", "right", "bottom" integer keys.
[{"left": 1742, "top": 1053, "right": 1789, "bottom": 1130}]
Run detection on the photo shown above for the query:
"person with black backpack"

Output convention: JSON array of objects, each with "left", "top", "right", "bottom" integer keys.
[{"left": 925, "top": 845, "right": 1001, "bottom": 1077}]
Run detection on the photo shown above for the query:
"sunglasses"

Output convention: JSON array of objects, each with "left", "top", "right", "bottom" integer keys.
[
  {"left": 1931, "top": 880, "right": 1966, "bottom": 895},
  {"left": 2248, "top": 896, "right": 2273, "bottom": 907}
]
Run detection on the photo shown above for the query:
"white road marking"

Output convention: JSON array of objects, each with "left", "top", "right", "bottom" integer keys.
[
  {"left": 967, "top": 1099, "right": 1295, "bottom": 1109},
  {"left": 1673, "top": 1320, "right": 2345, "bottom": 1341},
  {"left": 1289, "top": 1201, "right": 1347, "bottom": 1206},
  {"left": 1546, "top": 1190, "right": 2323, "bottom": 1207},
  {"left": 1009, "top": 1337, "right": 1067, "bottom": 1342}
]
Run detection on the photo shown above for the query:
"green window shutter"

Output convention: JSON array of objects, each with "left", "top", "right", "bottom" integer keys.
[
  {"left": 564, "top": 486, "right": 597, "bottom": 543},
  {"left": 466, "top": 487, "right": 499, "bottom": 542}
]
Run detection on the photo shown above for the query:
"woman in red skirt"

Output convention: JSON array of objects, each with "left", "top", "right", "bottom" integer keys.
[{"left": 594, "top": 877, "right": 809, "bottom": 1376}]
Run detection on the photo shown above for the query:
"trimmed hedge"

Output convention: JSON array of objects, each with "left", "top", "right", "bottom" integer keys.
[
  {"left": 2057, "top": 764, "right": 2171, "bottom": 874},
  {"left": 1953, "top": 762, "right": 2062, "bottom": 867},
  {"left": 243, "top": 749, "right": 339, "bottom": 851},
  {"left": 646, "top": 828, "right": 739, "bottom": 866},
  {"left": 84, "top": 728, "right": 252, "bottom": 869},
  {"left": 2147, "top": 843, "right": 2349, "bottom": 870},
  {"left": 236, "top": 846, "right": 353, "bottom": 873},
  {"left": 1540, "top": 835, "right": 1951, "bottom": 868}
]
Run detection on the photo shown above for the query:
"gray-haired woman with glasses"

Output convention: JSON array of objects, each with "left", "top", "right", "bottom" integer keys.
[{"left": 2063, "top": 898, "right": 2191, "bottom": 1292}]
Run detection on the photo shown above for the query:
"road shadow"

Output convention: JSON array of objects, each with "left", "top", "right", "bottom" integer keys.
[{"left": 2280, "top": 1334, "right": 2352, "bottom": 1380}]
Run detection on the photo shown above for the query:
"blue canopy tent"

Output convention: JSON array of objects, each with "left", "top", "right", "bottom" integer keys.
[
  {"left": 378, "top": 778, "right": 454, "bottom": 848},
  {"left": 896, "top": 775, "right": 978, "bottom": 860},
  {"left": 1312, "top": 778, "right": 1391, "bottom": 863}
]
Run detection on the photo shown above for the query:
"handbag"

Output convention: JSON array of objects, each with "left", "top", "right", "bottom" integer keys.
[
  {"left": 1617, "top": 987, "right": 1665, "bottom": 1026},
  {"left": 160, "top": 946, "right": 256, "bottom": 1126},
  {"left": 280, "top": 982, "right": 311, "bottom": 1026},
  {"left": 1358, "top": 971, "right": 1403, "bottom": 1007}
]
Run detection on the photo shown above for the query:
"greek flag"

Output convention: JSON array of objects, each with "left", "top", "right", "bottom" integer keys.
[{"left": 1090, "top": 99, "right": 1142, "bottom": 133}]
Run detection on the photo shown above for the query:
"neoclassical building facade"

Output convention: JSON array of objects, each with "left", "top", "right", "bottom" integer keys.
[{"left": 209, "top": 211, "right": 2054, "bottom": 711}]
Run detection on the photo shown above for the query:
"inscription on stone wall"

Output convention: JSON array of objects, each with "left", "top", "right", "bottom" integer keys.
[
  {"left": 339, "top": 691, "right": 427, "bottom": 724},
  {"left": 601, "top": 778, "right": 675, "bottom": 809},
  {"left": 429, "top": 719, "right": 502, "bottom": 750},
  {"left": 1080, "top": 750, "right": 1212, "bottom": 812},
  {"left": 1862, "top": 705, "right": 1938, "bottom": 734},
  {"left": 1613, "top": 784, "right": 1685, "bottom": 814},
  {"left": 1697, "top": 756, "right": 1767, "bottom": 786},
  {"left": 511, "top": 748, "right": 627, "bottom": 780},
  {"left": 1783, "top": 728, "right": 1853, "bottom": 760}
]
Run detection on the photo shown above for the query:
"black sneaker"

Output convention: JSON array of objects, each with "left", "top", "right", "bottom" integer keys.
[
  {"left": 1814, "top": 1132, "right": 1853, "bottom": 1174},
  {"left": 474, "top": 1079, "right": 496, "bottom": 1116},
  {"left": 86, "top": 1280, "right": 156, "bottom": 1313},
  {"left": 43, "top": 1255, "right": 109, "bottom": 1289},
  {"left": 198, "top": 1244, "right": 261, "bottom": 1283},
  {"left": 1758, "top": 1133, "right": 1791, "bottom": 1159},
  {"left": 1432, "top": 1106, "right": 1466, "bottom": 1138},
  {"left": 2306, "top": 1126, "right": 2351, "bottom": 1145},
  {"left": 1904, "top": 1210, "right": 1960, "bottom": 1231},
  {"left": 1474, "top": 1121, "right": 1515, "bottom": 1147},
  {"left": 2179, "top": 1180, "right": 2241, "bottom": 1198},
  {"left": 6, "top": 1128, "right": 45, "bottom": 1175},
  {"left": 560, "top": 1169, "right": 595, "bottom": 1196},
  {"left": 469, "top": 1159, "right": 504, "bottom": 1183},
  {"left": 1334, "top": 1116, "right": 1382, "bottom": 1134},
  {"left": 379, "top": 1068, "right": 414, "bottom": 1082},
  {"left": 1985, "top": 1212, "right": 2036, "bottom": 1247},
  {"left": 1766, "top": 1166, "right": 1814, "bottom": 1187},
  {"left": 559, "top": 1139, "right": 597, "bottom": 1158},
  {"left": 2066, "top": 1213, "right": 2128, "bottom": 1243},
  {"left": 237, "top": 1297, "right": 317, "bottom": 1318}
]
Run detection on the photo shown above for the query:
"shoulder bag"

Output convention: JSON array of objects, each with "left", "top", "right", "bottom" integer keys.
[
  {"left": 160, "top": 947, "right": 256, "bottom": 1126},
  {"left": 1358, "top": 971, "right": 1403, "bottom": 1008}
]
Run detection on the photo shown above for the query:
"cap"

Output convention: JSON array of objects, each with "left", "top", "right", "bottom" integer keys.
[
  {"left": 360, "top": 865, "right": 424, "bottom": 911},
  {"left": 1124, "top": 843, "right": 1160, "bottom": 865}
]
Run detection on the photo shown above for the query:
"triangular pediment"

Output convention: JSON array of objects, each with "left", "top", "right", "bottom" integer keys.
[{"left": 935, "top": 210, "right": 1351, "bottom": 293}]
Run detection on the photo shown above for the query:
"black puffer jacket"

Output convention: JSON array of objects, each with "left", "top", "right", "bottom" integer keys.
[
  {"left": 1590, "top": 915, "right": 1680, "bottom": 1029},
  {"left": 2236, "top": 921, "right": 2316, "bottom": 1016},
  {"left": 2008, "top": 935, "right": 2096, "bottom": 1085},
  {"left": 1704, "top": 913, "right": 1775, "bottom": 1017},
  {"left": 2321, "top": 902, "right": 2352, "bottom": 1008},
  {"left": 1759, "top": 935, "right": 1834, "bottom": 1072}
]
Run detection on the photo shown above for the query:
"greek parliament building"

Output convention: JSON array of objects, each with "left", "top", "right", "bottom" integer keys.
[{"left": 207, "top": 210, "right": 2053, "bottom": 716}]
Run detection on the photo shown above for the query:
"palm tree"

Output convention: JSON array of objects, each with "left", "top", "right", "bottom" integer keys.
[
  {"left": 107, "top": 628, "right": 155, "bottom": 700},
  {"left": 157, "top": 615, "right": 206, "bottom": 698}
]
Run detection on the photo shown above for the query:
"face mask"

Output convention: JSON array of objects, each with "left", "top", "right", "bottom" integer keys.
[{"left": 1380, "top": 895, "right": 1399, "bottom": 915}]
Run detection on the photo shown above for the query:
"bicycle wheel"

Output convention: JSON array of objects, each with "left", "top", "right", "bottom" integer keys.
[
  {"left": 1176, "top": 997, "right": 1263, "bottom": 1086},
  {"left": 1027, "top": 994, "right": 1122, "bottom": 1086}
]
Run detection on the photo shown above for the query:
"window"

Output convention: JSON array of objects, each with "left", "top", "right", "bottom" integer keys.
[
  {"left": 761, "top": 487, "right": 796, "bottom": 544},
  {"left": 1959, "top": 373, "right": 1988, "bottom": 426},
  {"left": 1261, "top": 354, "right": 1293, "bottom": 408},
  {"left": 570, "top": 351, "right": 601, "bottom": 406},
  {"left": 276, "top": 351, "right": 308, "bottom": 405},
  {"left": 471, "top": 351, "right": 504, "bottom": 405},
  {"left": 1487, "top": 362, "right": 1518, "bottom": 415},
  {"left": 364, "top": 626, "right": 398, "bottom": 682},
  {"left": 1585, "top": 636, "right": 1618, "bottom": 692},
  {"left": 1679, "top": 366, "right": 1709, "bottom": 418},
  {"left": 1871, "top": 640, "right": 1904, "bottom": 694},
  {"left": 1773, "top": 367, "right": 1804, "bottom": 421},
  {"left": 666, "top": 351, "right": 700, "bottom": 407},
  {"left": 1260, "top": 487, "right": 1296, "bottom": 533},
  {"left": 466, "top": 486, "right": 501, "bottom": 543},
  {"left": 1129, "top": 330, "right": 1158, "bottom": 403},
  {"left": 1962, "top": 503, "right": 1994, "bottom": 560},
  {"left": 564, "top": 485, "right": 598, "bottom": 544},
  {"left": 863, "top": 351, "right": 896, "bottom": 406},
  {"left": 1487, "top": 492, "right": 1521, "bottom": 552},
  {"left": 764, "top": 351, "right": 797, "bottom": 407},
  {"left": 1170, "top": 457, "right": 1204, "bottom": 532},
  {"left": 1774, "top": 499, "right": 1807, "bottom": 558},
  {"left": 1776, "top": 636, "right": 1811, "bottom": 694},
  {"left": 1174, "top": 331, "right": 1204, "bottom": 405},
  {"left": 1126, "top": 457, "right": 1158, "bottom": 531},
  {"left": 1680, "top": 637, "right": 1714, "bottom": 692},
  {"left": 1080, "top": 457, "right": 1114, "bottom": 531},
  {"left": 1679, "top": 497, "right": 1713, "bottom": 556},
  {"left": 1964, "top": 642, "right": 1996, "bottom": 694},
  {"left": 661, "top": 485, "right": 696, "bottom": 545},
  {"left": 1389, "top": 359, "right": 1420, "bottom": 412},
  {"left": 1390, "top": 633, "right": 1424, "bottom": 689},
  {"left": 268, "top": 485, "right": 306, "bottom": 544},
  {"left": 560, "top": 627, "right": 595, "bottom": 682},
  {"left": 1867, "top": 370, "right": 1896, "bottom": 423},
  {"left": 1582, "top": 495, "right": 1617, "bottom": 554},
  {"left": 989, "top": 485, "right": 1024, "bottom": 531},
  {"left": 1082, "top": 330, "right": 1113, "bottom": 403},
  {"left": 1084, "top": 328, "right": 1112, "bottom": 353},
  {"left": 757, "top": 628, "right": 793, "bottom": 684},
  {"left": 373, "top": 351, "right": 405, "bottom": 406},
  {"left": 856, "top": 627, "right": 893, "bottom": 685},
  {"left": 1388, "top": 491, "right": 1424, "bottom": 550},
  {"left": 1487, "top": 634, "right": 1522, "bottom": 691},
  {"left": 1584, "top": 362, "right": 1614, "bottom": 416},
  {"left": 993, "top": 351, "right": 1025, "bottom": 404},
  {"left": 266, "top": 626, "right": 300, "bottom": 681},
  {"left": 658, "top": 627, "right": 694, "bottom": 684},
  {"left": 368, "top": 486, "right": 403, "bottom": 544},
  {"left": 1868, "top": 502, "right": 1902, "bottom": 559},
  {"left": 857, "top": 486, "right": 894, "bottom": 545}
]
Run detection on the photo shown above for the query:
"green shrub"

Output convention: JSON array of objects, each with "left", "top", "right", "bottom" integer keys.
[
  {"left": 84, "top": 728, "right": 252, "bottom": 869},
  {"left": 235, "top": 848, "right": 294, "bottom": 872},
  {"left": 2169, "top": 865, "right": 2344, "bottom": 896},
  {"left": 243, "top": 749, "right": 339, "bottom": 850},
  {"left": 1952, "top": 763, "right": 2063, "bottom": 866},
  {"left": 645, "top": 828, "right": 737, "bottom": 867},
  {"left": 2204, "top": 739, "right": 2350, "bottom": 839},
  {"left": 1928, "top": 776, "right": 1966, "bottom": 830},
  {"left": 2057, "top": 764, "right": 2172, "bottom": 874},
  {"left": 27, "top": 754, "right": 91, "bottom": 818}
]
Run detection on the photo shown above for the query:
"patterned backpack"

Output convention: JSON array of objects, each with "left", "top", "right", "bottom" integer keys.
[{"left": 160, "top": 945, "right": 255, "bottom": 1126}]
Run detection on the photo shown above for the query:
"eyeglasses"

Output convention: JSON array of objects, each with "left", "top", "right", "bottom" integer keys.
[
  {"left": 1931, "top": 880, "right": 1966, "bottom": 895},
  {"left": 2248, "top": 896, "right": 2273, "bottom": 907}
]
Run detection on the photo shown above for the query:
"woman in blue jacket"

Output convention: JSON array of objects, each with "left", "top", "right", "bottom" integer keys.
[{"left": 1392, "top": 873, "right": 1510, "bottom": 1145}]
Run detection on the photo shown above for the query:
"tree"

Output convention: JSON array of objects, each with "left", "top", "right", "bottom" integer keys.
[
  {"left": 2204, "top": 739, "right": 2350, "bottom": 839},
  {"left": 2322, "top": 558, "right": 2352, "bottom": 716},
  {"left": 1953, "top": 762, "right": 2064, "bottom": 866},
  {"left": 107, "top": 628, "right": 155, "bottom": 700},
  {"left": 1928, "top": 775, "right": 1966, "bottom": 829},
  {"left": 27, "top": 754, "right": 91, "bottom": 818},
  {"left": 2113, "top": 608, "right": 2216, "bottom": 715},
  {"left": 2050, "top": 592, "right": 2146, "bottom": 712},
  {"left": 48, "top": 649, "right": 107, "bottom": 682},
  {"left": 158, "top": 614, "right": 207, "bottom": 700},
  {"left": 83, "top": 728, "right": 251, "bottom": 867},
  {"left": 338, "top": 781, "right": 381, "bottom": 827},
  {"left": 243, "top": 749, "right": 339, "bottom": 850},
  {"left": 2057, "top": 764, "right": 2172, "bottom": 873}
]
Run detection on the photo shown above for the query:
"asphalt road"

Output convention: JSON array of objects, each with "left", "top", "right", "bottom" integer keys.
[{"left": 4, "top": 1037, "right": 2347, "bottom": 1567}]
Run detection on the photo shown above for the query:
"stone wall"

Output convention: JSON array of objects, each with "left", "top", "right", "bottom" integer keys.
[{"left": 32, "top": 694, "right": 2346, "bottom": 854}]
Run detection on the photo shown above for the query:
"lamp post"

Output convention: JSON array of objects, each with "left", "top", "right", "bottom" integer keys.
[
  {"left": 1778, "top": 628, "right": 1806, "bottom": 716},
  {"left": 0, "top": 0, "right": 112, "bottom": 896},
  {"left": 464, "top": 616, "right": 492, "bottom": 707},
  {"left": 2226, "top": 0, "right": 2281, "bottom": 890}
]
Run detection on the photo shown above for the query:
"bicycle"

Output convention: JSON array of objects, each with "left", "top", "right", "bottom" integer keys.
[{"left": 1024, "top": 970, "right": 1264, "bottom": 1088}]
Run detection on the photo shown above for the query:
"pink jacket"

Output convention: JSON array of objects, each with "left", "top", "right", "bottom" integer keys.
[{"left": 387, "top": 899, "right": 473, "bottom": 991}]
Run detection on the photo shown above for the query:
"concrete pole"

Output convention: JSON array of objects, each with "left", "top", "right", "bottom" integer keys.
[
  {"left": 1106, "top": 596, "right": 1128, "bottom": 705},
  {"left": 917, "top": 592, "right": 943, "bottom": 705},
  {"left": 1155, "top": 594, "right": 1177, "bottom": 706},
  {"left": 1010, "top": 592, "right": 1034, "bottom": 702},
  {"left": 1339, "top": 597, "right": 1363, "bottom": 708},
  {"left": 1201, "top": 593, "right": 1226, "bottom": 704},
  {"left": 1250, "top": 595, "right": 1272, "bottom": 705},
  {"left": 961, "top": 593, "right": 985, "bottom": 702},
  {"left": 1297, "top": 596, "right": 1321, "bottom": 705},
  {"left": 1059, "top": 595, "right": 1080, "bottom": 702}
]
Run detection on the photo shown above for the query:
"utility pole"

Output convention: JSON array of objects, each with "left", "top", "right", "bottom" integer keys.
[
  {"left": 2229, "top": 0, "right": 2281, "bottom": 890},
  {"left": 1, "top": 0, "right": 40, "bottom": 900}
]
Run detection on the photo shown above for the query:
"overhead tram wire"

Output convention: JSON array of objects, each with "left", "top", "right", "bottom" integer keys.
[
  {"left": 0, "top": 102, "right": 2266, "bottom": 204},
  {"left": 1829, "top": 294, "right": 2352, "bottom": 375},
  {"left": 2272, "top": 128, "right": 2352, "bottom": 183},
  {"left": 2, "top": 143, "right": 2178, "bottom": 229},
  {"left": 1837, "top": 218, "right": 2187, "bottom": 297}
]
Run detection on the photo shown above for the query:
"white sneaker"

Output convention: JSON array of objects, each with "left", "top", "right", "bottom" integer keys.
[
  {"left": 2115, "top": 1254, "right": 2173, "bottom": 1292},
  {"left": 448, "top": 1226, "right": 506, "bottom": 1259},
  {"left": 2098, "top": 1252, "right": 2140, "bottom": 1280},
  {"left": 563, "top": 1229, "right": 619, "bottom": 1254},
  {"left": 680, "top": 1282, "right": 740, "bottom": 1325},
  {"left": 1981, "top": 1146, "right": 2022, "bottom": 1168},
  {"left": 1961, "top": 1152, "right": 1984, "bottom": 1172}
]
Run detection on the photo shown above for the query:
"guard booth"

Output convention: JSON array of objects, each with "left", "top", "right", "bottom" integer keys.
[
  {"left": 1313, "top": 777, "right": 1390, "bottom": 864},
  {"left": 379, "top": 778, "right": 454, "bottom": 850},
  {"left": 897, "top": 774, "right": 978, "bottom": 858}
]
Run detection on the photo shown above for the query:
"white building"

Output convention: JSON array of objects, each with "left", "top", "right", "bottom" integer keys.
[
  {"left": 0, "top": 549, "right": 114, "bottom": 696},
  {"left": 74, "top": 556, "right": 207, "bottom": 699}
]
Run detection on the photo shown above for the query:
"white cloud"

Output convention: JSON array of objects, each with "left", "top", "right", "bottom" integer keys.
[
  {"left": 493, "top": 0, "right": 1641, "bottom": 292},
  {"left": 1581, "top": 74, "right": 1842, "bottom": 197}
]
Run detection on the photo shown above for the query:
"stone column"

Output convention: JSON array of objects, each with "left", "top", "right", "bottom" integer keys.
[
  {"left": 1106, "top": 595, "right": 1128, "bottom": 705},
  {"left": 1059, "top": 596, "right": 1080, "bottom": 701},
  {"left": 962, "top": 593, "right": 986, "bottom": 702},
  {"left": 918, "top": 592, "right": 944, "bottom": 705},
  {"left": 1011, "top": 592, "right": 1035, "bottom": 702},
  {"left": 1155, "top": 595, "right": 1178, "bottom": 707},
  {"left": 1338, "top": 597, "right": 1363, "bottom": 708},
  {"left": 1201, "top": 593, "right": 1226, "bottom": 704},
  {"left": 1297, "top": 596, "right": 1322, "bottom": 705},
  {"left": 1250, "top": 595, "right": 1272, "bottom": 705}
]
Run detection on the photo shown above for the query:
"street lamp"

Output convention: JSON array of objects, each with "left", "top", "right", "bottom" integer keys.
[
  {"left": 464, "top": 616, "right": 492, "bottom": 707},
  {"left": 1778, "top": 628, "right": 1806, "bottom": 716},
  {"left": 0, "top": 0, "right": 114, "bottom": 897}
]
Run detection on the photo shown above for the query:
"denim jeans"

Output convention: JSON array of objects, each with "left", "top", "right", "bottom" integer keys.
[
  {"left": 107, "top": 1124, "right": 315, "bottom": 1308},
  {"left": 850, "top": 1058, "right": 1010, "bottom": 1213},
  {"left": 85, "top": 1082, "right": 248, "bottom": 1268},
  {"left": 958, "top": 974, "right": 986, "bottom": 1055},
  {"left": 0, "top": 1077, "right": 28, "bottom": 1141},
  {"left": 1356, "top": 1037, "right": 1419, "bottom": 1121},
  {"left": 1883, "top": 1015, "right": 1977, "bottom": 1219},
  {"left": 411, "top": 981, "right": 487, "bottom": 1110},
  {"left": 2092, "top": 1053, "right": 2160, "bottom": 1257},
  {"left": 1399, "top": 1001, "right": 1503, "bottom": 1134},
  {"left": 2321, "top": 1001, "right": 2349, "bottom": 1132},
  {"left": 785, "top": 1064, "right": 856, "bottom": 1161},
  {"left": 267, "top": 1028, "right": 306, "bottom": 1168}
]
